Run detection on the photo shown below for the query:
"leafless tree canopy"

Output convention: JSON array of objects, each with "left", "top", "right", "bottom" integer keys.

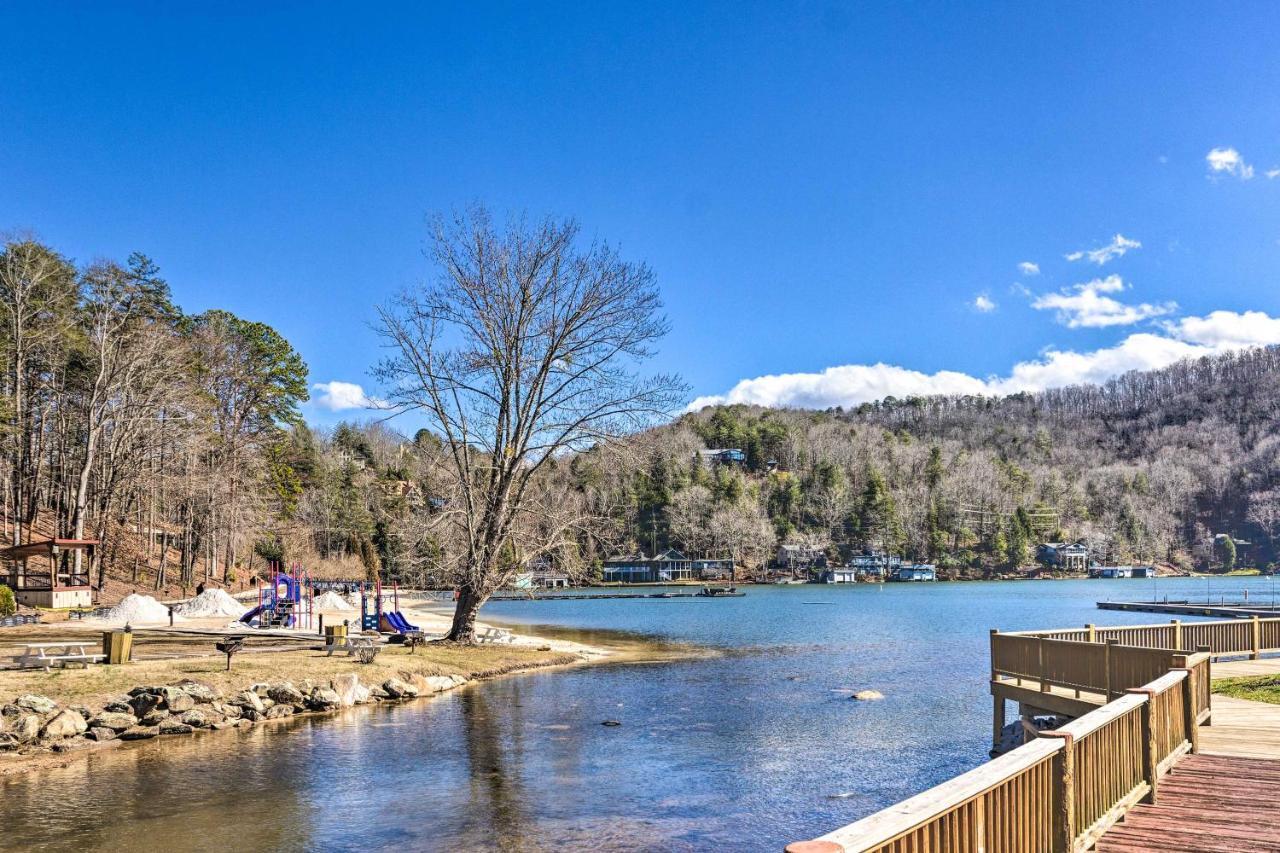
[{"left": 376, "top": 207, "right": 685, "bottom": 640}]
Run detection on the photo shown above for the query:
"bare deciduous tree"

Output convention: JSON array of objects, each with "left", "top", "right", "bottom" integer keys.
[{"left": 377, "top": 207, "right": 685, "bottom": 642}]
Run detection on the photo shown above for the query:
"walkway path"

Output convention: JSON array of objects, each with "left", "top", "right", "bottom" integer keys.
[{"left": 1095, "top": 754, "right": 1280, "bottom": 852}]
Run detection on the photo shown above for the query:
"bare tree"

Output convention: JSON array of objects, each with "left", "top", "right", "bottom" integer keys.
[{"left": 377, "top": 207, "right": 685, "bottom": 642}]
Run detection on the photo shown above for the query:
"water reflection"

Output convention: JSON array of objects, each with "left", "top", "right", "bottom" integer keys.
[{"left": 2, "top": 577, "right": 1273, "bottom": 851}]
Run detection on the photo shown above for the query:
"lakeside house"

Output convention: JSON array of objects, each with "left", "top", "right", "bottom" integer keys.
[
  {"left": 603, "top": 550, "right": 735, "bottom": 582},
  {"left": 849, "top": 551, "right": 903, "bottom": 578},
  {"left": 777, "top": 543, "right": 823, "bottom": 571},
  {"left": 512, "top": 557, "right": 571, "bottom": 589},
  {"left": 693, "top": 558, "right": 735, "bottom": 580},
  {"left": 893, "top": 564, "right": 937, "bottom": 582},
  {"left": 1091, "top": 565, "right": 1156, "bottom": 579},
  {"left": 1036, "top": 541, "right": 1089, "bottom": 571}
]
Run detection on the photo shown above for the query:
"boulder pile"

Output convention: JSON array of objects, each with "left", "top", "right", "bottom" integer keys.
[{"left": 0, "top": 671, "right": 471, "bottom": 756}]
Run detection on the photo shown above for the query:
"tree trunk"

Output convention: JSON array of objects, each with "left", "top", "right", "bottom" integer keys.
[{"left": 447, "top": 584, "right": 487, "bottom": 643}]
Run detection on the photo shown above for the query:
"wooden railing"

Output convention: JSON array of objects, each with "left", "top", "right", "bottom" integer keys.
[
  {"left": 1009, "top": 614, "right": 1280, "bottom": 659},
  {"left": 990, "top": 633, "right": 1212, "bottom": 721},
  {"left": 786, "top": 645, "right": 1210, "bottom": 853}
]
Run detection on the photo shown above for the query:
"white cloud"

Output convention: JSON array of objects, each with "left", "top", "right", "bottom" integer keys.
[
  {"left": 1267, "top": 168, "right": 1280, "bottom": 180},
  {"left": 972, "top": 293, "right": 997, "bottom": 313},
  {"left": 1206, "top": 147, "right": 1255, "bottom": 180},
  {"left": 1030, "top": 275, "right": 1176, "bottom": 328},
  {"left": 1165, "top": 310, "right": 1280, "bottom": 348},
  {"left": 1065, "top": 234, "right": 1141, "bottom": 265},
  {"left": 312, "top": 380, "right": 378, "bottom": 411},
  {"left": 688, "top": 309, "right": 1280, "bottom": 411},
  {"left": 1017, "top": 261, "right": 1040, "bottom": 276}
]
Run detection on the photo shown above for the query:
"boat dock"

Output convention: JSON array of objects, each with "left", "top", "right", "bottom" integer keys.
[
  {"left": 1099, "top": 599, "right": 1280, "bottom": 619},
  {"left": 488, "top": 591, "right": 745, "bottom": 602}
]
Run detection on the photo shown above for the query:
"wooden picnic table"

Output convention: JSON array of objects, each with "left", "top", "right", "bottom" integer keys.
[
  {"left": 14, "top": 640, "right": 106, "bottom": 672},
  {"left": 324, "top": 635, "right": 381, "bottom": 657}
]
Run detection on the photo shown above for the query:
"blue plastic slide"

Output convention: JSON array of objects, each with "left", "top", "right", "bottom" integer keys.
[{"left": 239, "top": 604, "right": 264, "bottom": 624}]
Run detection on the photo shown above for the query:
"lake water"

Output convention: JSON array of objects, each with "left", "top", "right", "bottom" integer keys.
[{"left": 2, "top": 576, "right": 1274, "bottom": 852}]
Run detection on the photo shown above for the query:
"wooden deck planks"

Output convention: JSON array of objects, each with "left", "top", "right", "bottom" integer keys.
[{"left": 1096, "top": 753, "right": 1280, "bottom": 852}]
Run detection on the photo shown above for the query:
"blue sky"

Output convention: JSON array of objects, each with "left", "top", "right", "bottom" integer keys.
[{"left": 4, "top": 2, "right": 1280, "bottom": 424}]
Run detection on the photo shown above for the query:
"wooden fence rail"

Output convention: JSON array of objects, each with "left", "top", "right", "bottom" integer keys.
[
  {"left": 786, "top": 647, "right": 1210, "bottom": 853},
  {"left": 1008, "top": 614, "right": 1280, "bottom": 659}
]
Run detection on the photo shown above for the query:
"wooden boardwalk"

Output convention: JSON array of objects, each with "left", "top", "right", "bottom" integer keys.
[{"left": 1096, "top": 753, "right": 1280, "bottom": 852}]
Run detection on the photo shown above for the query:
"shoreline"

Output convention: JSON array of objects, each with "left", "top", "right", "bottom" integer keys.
[{"left": 0, "top": 605, "right": 672, "bottom": 780}]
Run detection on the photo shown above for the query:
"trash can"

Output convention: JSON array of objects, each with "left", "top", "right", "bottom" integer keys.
[
  {"left": 102, "top": 630, "right": 133, "bottom": 664},
  {"left": 325, "top": 624, "right": 348, "bottom": 644}
]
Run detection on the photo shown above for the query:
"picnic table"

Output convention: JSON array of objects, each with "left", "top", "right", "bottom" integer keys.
[
  {"left": 324, "top": 634, "right": 381, "bottom": 657},
  {"left": 14, "top": 641, "right": 105, "bottom": 672}
]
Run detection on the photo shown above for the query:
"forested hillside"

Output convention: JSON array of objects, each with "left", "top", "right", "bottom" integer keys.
[
  {"left": 5, "top": 234, "right": 1279, "bottom": 601},
  {"left": 600, "top": 346, "right": 1280, "bottom": 574}
]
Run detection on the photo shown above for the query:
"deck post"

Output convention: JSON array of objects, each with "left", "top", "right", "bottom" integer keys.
[
  {"left": 1085, "top": 623, "right": 1095, "bottom": 642},
  {"left": 1252, "top": 615, "right": 1262, "bottom": 660},
  {"left": 1127, "top": 687, "right": 1158, "bottom": 803},
  {"left": 992, "top": 694, "right": 1005, "bottom": 753},
  {"left": 1104, "top": 639, "right": 1118, "bottom": 701},
  {"left": 1170, "top": 619, "right": 1182, "bottom": 650},
  {"left": 1039, "top": 636, "right": 1050, "bottom": 693},
  {"left": 1173, "top": 666, "right": 1199, "bottom": 754},
  {"left": 1039, "top": 731, "right": 1076, "bottom": 853}
]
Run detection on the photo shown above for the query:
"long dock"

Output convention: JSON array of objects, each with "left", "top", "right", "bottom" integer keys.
[{"left": 1099, "top": 599, "right": 1280, "bottom": 618}]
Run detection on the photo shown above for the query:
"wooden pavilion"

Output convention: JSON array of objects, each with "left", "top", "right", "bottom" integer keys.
[{"left": 2, "top": 539, "right": 97, "bottom": 608}]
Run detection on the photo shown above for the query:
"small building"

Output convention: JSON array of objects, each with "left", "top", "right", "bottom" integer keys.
[
  {"left": 894, "top": 564, "right": 937, "bottom": 582},
  {"left": 692, "top": 558, "right": 735, "bottom": 580},
  {"left": 2, "top": 539, "right": 97, "bottom": 608},
  {"left": 1093, "top": 565, "right": 1155, "bottom": 579},
  {"left": 1037, "top": 542, "right": 1089, "bottom": 571},
  {"left": 602, "top": 549, "right": 695, "bottom": 583},
  {"left": 818, "top": 567, "right": 858, "bottom": 584},
  {"left": 693, "top": 448, "right": 746, "bottom": 466}
]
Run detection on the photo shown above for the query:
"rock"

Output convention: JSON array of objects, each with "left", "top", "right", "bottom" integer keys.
[
  {"left": 260, "top": 697, "right": 276, "bottom": 710},
  {"left": 159, "top": 719, "right": 194, "bottom": 735},
  {"left": 210, "top": 721, "right": 238, "bottom": 731},
  {"left": 128, "top": 686, "right": 160, "bottom": 697},
  {"left": 241, "top": 709, "right": 263, "bottom": 723},
  {"left": 87, "top": 727, "right": 118, "bottom": 742},
  {"left": 267, "top": 683, "right": 305, "bottom": 706},
  {"left": 851, "top": 690, "right": 885, "bottom": 701},
  {"left": 88, "top": 712, "right": 138, "bottom": 732},
  {"left": 173, "top": 679, "right": 220, "bottom": 703},
  {"left": 263, "top": 704, "right": 294, "bottom": 719},
  {"left": 102, "top": 700, "right": 133, "bottom": 714},
  {"left": 129, "top": 693, "right": 162, "bottom": 717},
  {"left": 233, "top": 690, "right": 265, "bottom": 714},
  {"left": 382, "top": 678, "right": 418, "bottom": 699},
  {"left": 141, "top": 710, "right": 170, "bottom": 726},
  {"left": 601, "top": 720, "right": 622, "bottom": 727},
  {"left": 250, "top": 683, "right": 271, "bottom": 697},
  {"left": 307, "top": 688, "right": 341, "bottom": 711},
  {"left": 70, "top": 706, "right": 93, "bottom": 721},
  {"left": 119, "top": 726, "right": 159, "bottom": 741},
  {"left": 180, "top": 709, "right": 211, "bottom": 728},
  {"left": 13, "top": 714, "right": 40, "bottom": 743},
  {"left": 330, "top": 674, "right": 363, "bottom": 707},
  {"left": 450, "top": 674, "right": 468, "bottom": 687},
  {"left": 368, "top": 686, "right": 390, "bottom": 700},
  {"left": 423, "top": 676, "right": 455, "bottom": 693},
  {"left": 41, "top": 709, "right": 88, "bottom": 739},
  {"left": 15, "top": 694, "right": 58, "bottom": 716},
  {"left": 212, "top": 702, "right": 242, "bottom": 720},
  {"left": 159, "top": 686, "right": 195, "bottom": 713},
  {"left": 52, "top": 736, "right": 90, "bottom": 753},
  {"left": 0, "top": 733, "right": 19, "bottom": 751}
]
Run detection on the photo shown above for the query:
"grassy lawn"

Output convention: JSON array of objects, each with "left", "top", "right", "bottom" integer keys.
[
  {"left": 0, "top": 642, "right": 579, "bottom": 709},
  {"left": 1215, "top": 674, "right": 1280, "bottom": 705}
]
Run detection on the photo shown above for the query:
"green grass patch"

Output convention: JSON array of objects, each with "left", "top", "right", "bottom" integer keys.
[{"left": 1215, "top": 674, "right": 1280, "bottom": 704}]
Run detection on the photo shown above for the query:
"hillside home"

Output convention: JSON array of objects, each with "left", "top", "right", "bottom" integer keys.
[{"left": 1037, "top": 542, "right": 1089, "bottom": 571}]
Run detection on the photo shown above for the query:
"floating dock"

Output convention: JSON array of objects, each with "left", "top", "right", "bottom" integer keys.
[
  {"left": 1098, "top": 599, "right": 1280, "bottom": 618},
  {"left": 489, "top": 591, "right": 745, "bottom": 602}
]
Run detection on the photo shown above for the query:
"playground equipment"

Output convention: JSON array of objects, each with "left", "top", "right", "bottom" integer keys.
[
  {"left": 240, "top": 566, "right": 314, "bottom": 630},
  {"left": 360, "top": 579, "right": 420, "bottom": 636}
]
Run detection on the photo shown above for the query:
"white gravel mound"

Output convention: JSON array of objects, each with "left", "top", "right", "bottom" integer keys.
[
  {"left": 175, "top": 588, "right": 247, "bottom": 618},
  {"left": 96, "top": 593, "right": 184, "bottom": 626},
  {"left": 314, "top": 590, "right": 355, "bottom": 611}
]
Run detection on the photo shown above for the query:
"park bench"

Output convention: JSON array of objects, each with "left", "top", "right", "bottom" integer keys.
[{"left": 14, "top": 641, "right": 106, "bottom": 672}]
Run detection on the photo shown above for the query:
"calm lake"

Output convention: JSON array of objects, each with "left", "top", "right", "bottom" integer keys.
[{"left": 2, "top": 576, "right": 1274, "bottom": 852}]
